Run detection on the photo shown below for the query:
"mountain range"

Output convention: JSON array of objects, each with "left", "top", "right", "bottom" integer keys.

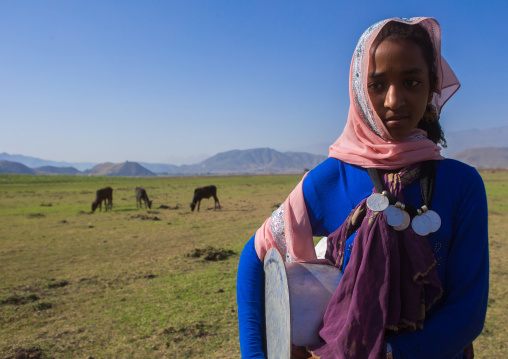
[
  {"left": 0, "top": 148, "right": 327, "bottom": 176},
  {"left": 0, "top": 153, "right": 95, "bottom": 172},
  {"left": 450, "top": 147, "right": 508, "bottom": 169},
  {"left": 296, "top": 125, "right": 508, "bottom": 158},
  {"left": 1, "top": 132, "right": 507, "bottom": 177},
  {"left": 442, "top": 126, "right": 508, "bottom": 156}
]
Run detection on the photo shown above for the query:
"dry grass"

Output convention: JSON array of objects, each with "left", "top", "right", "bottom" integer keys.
[
  {"left": 473, "top": 170, "right": 508, "bottom": 357},
  {"left": 0, "top": 174, "right": 301, "bottom": 358}
]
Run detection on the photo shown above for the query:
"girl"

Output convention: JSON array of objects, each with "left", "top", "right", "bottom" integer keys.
[{"left": 237, "top": 17, "right": 488, "bottom": 359}]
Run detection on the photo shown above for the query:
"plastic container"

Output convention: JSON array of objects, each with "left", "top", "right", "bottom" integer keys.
[{"left": 264, "top": 248, "right": 343, "bottom": 358}]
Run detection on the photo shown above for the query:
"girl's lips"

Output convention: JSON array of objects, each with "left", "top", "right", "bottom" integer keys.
[{"left": 384, "top": 116, "right": 409, "bottom": 127}]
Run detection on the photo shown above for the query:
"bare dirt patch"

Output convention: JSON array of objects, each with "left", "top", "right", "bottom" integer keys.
[
  {"left": 158, "top": 204, "right": 179, "bottom": 210},
  {"left": 129, "top": 214, "right": 161, "bottom": 221},
  {"left": 1, "top": 346, "right": 44, "bottom": 359},
  {"left": 160, "top": 321, "right": 210, "bottom": 342},
  {"left": 26, "top": 213, "right": 45, "bottom": 218},
  {"left": 185, "top": 246, "right": 235, "bottom": 261},
  {"left": 0, "top": 294, "right": 39, "bottom": 306},
  {"left": 47, "top": 280, "right": 69, "bottom": 289},
  {"left": 136, "top": 273, "right": 157, "bottom": 280}
]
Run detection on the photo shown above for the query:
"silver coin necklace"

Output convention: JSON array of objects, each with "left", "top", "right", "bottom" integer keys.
[{"left": 366, "top": 161, "right": 441, "bottom": 235}]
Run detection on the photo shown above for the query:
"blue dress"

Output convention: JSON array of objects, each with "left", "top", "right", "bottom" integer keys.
[{"left": 237, "top": 158, "right": 489, "bottom": 359}]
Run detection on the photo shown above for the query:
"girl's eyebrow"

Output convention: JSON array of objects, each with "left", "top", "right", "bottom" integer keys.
[
  {"left": 402, "top": 68, "right": 425, "bottom": 75},
  {"left": 368, "top": 67, "right": 425, "bottom": 78}
]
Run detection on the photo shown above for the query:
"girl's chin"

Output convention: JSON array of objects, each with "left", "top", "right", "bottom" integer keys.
[
  {"left": 384, "top": 122, "right": 420, "bottom": 140},
  {"left": 386, "top": 128, "right": 413, "bottom": 140}
]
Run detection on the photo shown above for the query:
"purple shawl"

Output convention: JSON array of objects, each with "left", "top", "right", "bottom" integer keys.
[{"left": 308, "top": 166, "right": 443, "bottom": 359}]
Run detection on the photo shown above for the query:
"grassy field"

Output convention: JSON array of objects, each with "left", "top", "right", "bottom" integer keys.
[{"left": 0, "top": 171, "right": 506, "bottom": 358}]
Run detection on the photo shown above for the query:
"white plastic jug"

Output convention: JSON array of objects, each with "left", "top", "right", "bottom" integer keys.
[{"left": 264, "top": 248, "right": 343, "bottom": 358}]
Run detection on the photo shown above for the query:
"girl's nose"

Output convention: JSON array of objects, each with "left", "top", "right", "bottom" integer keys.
[{"left": 384, "top": 84, "right": 405, "bottom": 110}]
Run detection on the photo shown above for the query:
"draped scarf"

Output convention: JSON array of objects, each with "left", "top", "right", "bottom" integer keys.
[{"left": 307, "top": 166, "right": 443, "bottom": 359}]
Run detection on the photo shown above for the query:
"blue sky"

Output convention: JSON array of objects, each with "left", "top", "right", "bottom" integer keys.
[{"left": 1, "top": 1, "right": 507, "bottom": 164}]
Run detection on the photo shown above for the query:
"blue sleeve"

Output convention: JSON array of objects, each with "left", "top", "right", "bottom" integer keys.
[
  {"left": 389, "top": 168, "right": 489, "bottom": 359},
  {"left": 303, "top": 159, "right": 372, "bottom": 236},
  {"left": 237, "top": 236, "right": 266, "bottom": 358}
]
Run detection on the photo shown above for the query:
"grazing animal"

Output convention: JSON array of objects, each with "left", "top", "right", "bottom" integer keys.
[
  {"left": 135, "top": 186, "right": 153, "bottom": 209},
  {"left": 91, "top": 187, "right": 113, "bottom": 212},
  {"left": 190, "top": 185, "right": 221, "bottom": 212}
]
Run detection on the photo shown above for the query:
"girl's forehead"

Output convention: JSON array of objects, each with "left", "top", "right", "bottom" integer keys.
[
  {"left": 370, "top": 37, "right": 421, "bottom": 55},
  {"left": 369, "top": 39, "right": 427, "bottom": 69}
]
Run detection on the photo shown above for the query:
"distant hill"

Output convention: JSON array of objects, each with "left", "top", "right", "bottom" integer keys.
[
  {"left": 0, "top": 152, "right": 96, "bottom": 171},
  {"left": 182, "top": 148, "right": 327, "bottom": 175},
  {"left": 450, "top": 147, "right": 508, "bottom": 169},
  {"left": 139, "top": 162, "right": 180, "bottom": 174},
  {"left": 442, "top": 125, "right": 508, "bottom": 156},
  {"left": 34, "top": 166, "right": 82, "bottom": 175},
  {"left": 0, "top": 160, "right": 35, "bottom": 174},
  {"left": 87, "top": 161, "right": 155, "bottom": 177}
]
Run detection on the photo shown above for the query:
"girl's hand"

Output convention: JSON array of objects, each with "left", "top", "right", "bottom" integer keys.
[{"left": 291, "top": 345, "right": 312, "bottom": 359}]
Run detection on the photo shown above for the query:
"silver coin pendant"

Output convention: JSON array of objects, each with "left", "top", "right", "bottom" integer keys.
[
  {"left": 393, "top": 210, "right": 410, "bottom": 231},
  {"left": 366, "top": 193, "right": 389, "bottom": 212},
  {"left": 411, "top": 214, "right": 432, "bottom": 236},
  {"left": 424, "top": 210, "right": 441, "bottom": 233},
  {"left": 384, "top": 205, "right": 404, "bottom": 227}
]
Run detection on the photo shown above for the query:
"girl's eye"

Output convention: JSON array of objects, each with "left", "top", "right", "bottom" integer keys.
[
  {"left": 405, "top": 79, "right": 421, "bottom": 87},
  {"left": 368, "top": 82, "right": 382, "bottom": 90}
]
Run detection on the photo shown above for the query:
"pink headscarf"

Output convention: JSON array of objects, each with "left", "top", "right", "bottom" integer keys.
[
  {"left": 329, "top": 17, "right": 460, "bottom": 169},
  {"left": 255, "top": 17, "right": 460, "bottom": 261},
  {"left": 255, "top": 174, "right": 317, "bottom": 261}
]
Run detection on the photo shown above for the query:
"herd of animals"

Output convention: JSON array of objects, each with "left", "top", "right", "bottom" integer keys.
[{"left": 90, "top": 185, "right": 221, "bottom": 213}]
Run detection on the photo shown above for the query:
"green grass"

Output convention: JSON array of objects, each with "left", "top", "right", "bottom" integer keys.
[{"left": 0, "top": 172, "right": 506, "bottom": 358}]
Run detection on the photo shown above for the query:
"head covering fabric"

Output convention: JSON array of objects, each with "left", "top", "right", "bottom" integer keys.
[
  {"left": 255, "top": 173, "right": 317, "bottom": 262},
  {"left": 329, "top": 17, "right": 460, "bottom": 169}
]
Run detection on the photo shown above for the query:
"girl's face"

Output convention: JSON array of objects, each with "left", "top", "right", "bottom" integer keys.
[{"left": 367, "top": 38, "right": 432, "bottom": 140}]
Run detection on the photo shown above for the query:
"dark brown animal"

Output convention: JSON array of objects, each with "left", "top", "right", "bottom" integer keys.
[
  {"left": 190, "top": 185, "right": 221, "bottom": 212},
  {"left": 91, "top": 187, "right": 113, "bottom": 212},
  {"left": 135, "top": 186, "right": 152, "bottom": 209}
]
